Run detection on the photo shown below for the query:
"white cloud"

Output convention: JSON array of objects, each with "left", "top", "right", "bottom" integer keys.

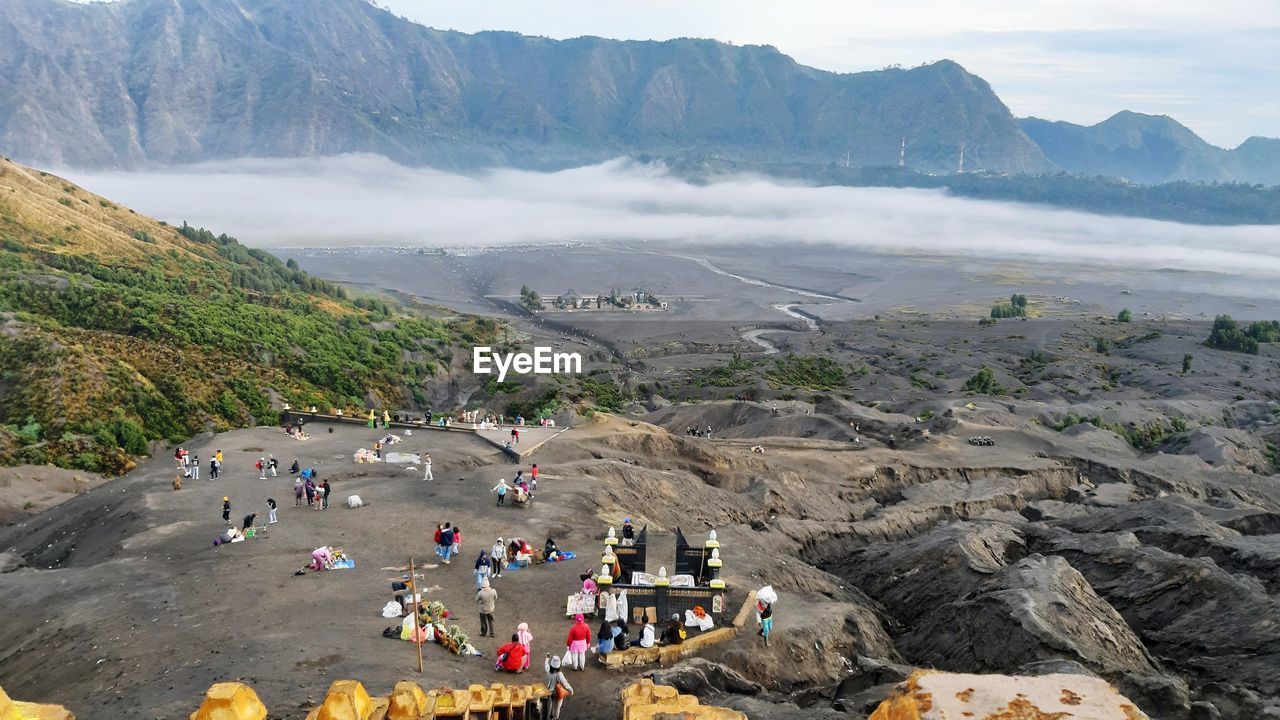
[{"left": 62, "top": 155, "right": 1280, "bottom": 278}]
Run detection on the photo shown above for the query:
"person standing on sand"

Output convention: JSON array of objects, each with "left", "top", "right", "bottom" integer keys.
[
  {"left": 491, "top": 478, "right": 509, "bottom": 506},
  {"left": 440, "top": 524, "right": 455, "bottom": 564},
  {"left": 491, "top": 537, "right": 506, "bottom": 578},
  {"left": 758, "top": 602, "right": 773, "bottom": 646},
  {"left": 434, "top": 524, "right": 444, "bottom": 559},
  {"left": 516, "top": 622, "right": 533, "bottom": 670},
  {"left": 267, "top": 498, "right": 278, "bottom": 524},
  {"left": 210, "top": 457, "right": 219, "bottom": 481},
  {"left": 221, "top": 497, "right": 231, "bottom": 524},
  {"left": 453, "top": 525, "right": 463, "bottom": 556},
  {"left": 294, "top": 478, "right": 304, "bottom": 507},
  {"left": 304, "top": 477, "right": 315, "bottom": 506},
  {"left": 476, "top": 578, "right": 497, "bottom": 638},
  {"left": 269, "top": 455, "right": 278, "bottom": 477},
  {"left": 422, "top": 453, "right": 433, "bottom": 482},
  {"left": 530, "top": 464, "right": 538, "bottom": 491},
  {"left": 216, "top": 449, "right": 223, "bottom": 464},
  {"left": 190, "top": 454, "right": 200, "bottom": 481},
  {"left": 321, "top": 480, "right": 331, "bottom": 509},
  {"left": 565, "top": 614, "right": 591, "bottom": 670},
  {"left": 544, "top": 654, "right": 572, "bottom": 720},
  {"left": 257, "top": 458, "right": 266, "bottom": 480},
  {"left": 474, "top": 550, "right": 492, "bottom": 589}
]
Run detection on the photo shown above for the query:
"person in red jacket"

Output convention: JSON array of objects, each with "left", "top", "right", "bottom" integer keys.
[
  {"left": 565, "top": 613, "right": 591, "bottom": 670},
  {"left": 495, "top": 633, "right": 527, "bottom": 673}
]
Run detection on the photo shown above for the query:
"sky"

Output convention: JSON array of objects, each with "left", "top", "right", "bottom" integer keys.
[
  {"left": 63, "top": 155, "right": 1280, "bottom": 284},
  {"left": 372, "top": 0, "right": 1280, "bottom": 147}
]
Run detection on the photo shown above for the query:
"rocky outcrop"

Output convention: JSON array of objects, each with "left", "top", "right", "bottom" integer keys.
[{"left": 868, "top": 670, "right": 1150, "bottom": 720}]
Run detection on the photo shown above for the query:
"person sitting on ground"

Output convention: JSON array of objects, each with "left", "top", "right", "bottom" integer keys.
[
  {"left": 544, "top": 537, "right": 560, "bottom": 562},
  {"left": 639, "top": 615, "right": 656, "bottom": 648},
  {"left": 311, "top": 546, "right": 332, "bottom": 570},
  {"left": 661, "top": 614, "right": 685, "bottom": 645},
  {"left": 242, "top": 512, "right": 258, "bottom": 531},
  {"left": 514, "top": 539, "right": 532, "bottom": 567},
  {"left": 290, "top": 459, "right": 299, "bottom": 474},
  {"left": 613, "top": 619, "right": 630, "bottom": 651},
  {"left": 495, "top": 632, "right": 527, "bottom": 673},
  {"left": 595, "top": 620, "right": 615, "bottom": 663}
]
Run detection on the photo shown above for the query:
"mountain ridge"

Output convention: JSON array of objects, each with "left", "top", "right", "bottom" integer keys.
[
  {"left": 0, "top": 0, "right": 1275, "bottom": 185},
  {"left": 1019, "top": 111, "right": 1280, "bottom": 185},
  {"left": 0, "top": 0, "right": 1050, "bottom": 174}
]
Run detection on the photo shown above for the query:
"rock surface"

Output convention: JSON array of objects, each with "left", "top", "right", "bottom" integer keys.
[{"left": 868, "top": 670, "right": 1150, "bottom": 720}]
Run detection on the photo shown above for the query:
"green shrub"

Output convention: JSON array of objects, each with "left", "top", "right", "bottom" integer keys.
[
  {"left": 963, "top": 367, "right": 1004, "bottom": 395},
  {"left": 1206, "top": 315, "right": 1259, "bottom": 354}
]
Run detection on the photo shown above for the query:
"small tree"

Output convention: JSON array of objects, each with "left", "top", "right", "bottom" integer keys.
[
  {"left": 963, "top": 366, "right": 1004, "bottom": 395},
  {"left": 1117, "top": 308, "right": 1132, "bottom": 322},
  {"left": 1182, "top": 353, "right": 1193, "bottom": 374},
  {"left": 1095, "top": 337, "right": 1113, "bottom": 354}
]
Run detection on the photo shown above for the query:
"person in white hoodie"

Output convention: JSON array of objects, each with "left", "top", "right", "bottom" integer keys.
[{"left": 639, "top": 615, "right": 656, "bottom": 648}]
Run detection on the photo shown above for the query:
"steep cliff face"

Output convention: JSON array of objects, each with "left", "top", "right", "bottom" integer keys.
[{"left": 0, "top": 0, "right": 1052, "bottom": 174}]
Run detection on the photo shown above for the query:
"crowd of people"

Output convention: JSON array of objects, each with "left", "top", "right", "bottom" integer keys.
[{"left": 183, "top": 413, "right": 771, "bottom": 720}]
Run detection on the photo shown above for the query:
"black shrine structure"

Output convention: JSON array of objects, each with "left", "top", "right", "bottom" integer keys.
[{"left": 597, "top": 525, "right": 728, "bottom": 624}]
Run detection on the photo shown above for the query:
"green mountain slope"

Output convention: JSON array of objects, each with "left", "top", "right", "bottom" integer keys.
[
  {"left": 0, "top": 157, "right": 494, "bottom": 473},
  {"left": 0, "top": 0, "right": 1051, "bottom": 175},
  {"left": 1020, "top": 112, "right": 1280, "bottom": 186}
]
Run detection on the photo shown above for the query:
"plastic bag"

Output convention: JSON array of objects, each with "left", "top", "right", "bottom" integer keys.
[
  {"left": 562, "top": 649, "right": 573, "bottom": 667},
  {"left": 757, "top": 585, "right": 778, "bottom": 605},
  {"left": 382, "top": 600, "right": 403, "bottom": 618}
]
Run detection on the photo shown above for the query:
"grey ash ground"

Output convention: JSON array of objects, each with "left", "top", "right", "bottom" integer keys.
[{"left": 3, "top": 243, "right": 1279, "bottom": 719}]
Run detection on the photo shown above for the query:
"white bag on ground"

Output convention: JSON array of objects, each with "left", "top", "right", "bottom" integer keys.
[
  {"left": 382, "top": 600, "right": 403, "bottom": 618},
  {"left": 347, "top": 495, "right": 364, "bottom": 508}
]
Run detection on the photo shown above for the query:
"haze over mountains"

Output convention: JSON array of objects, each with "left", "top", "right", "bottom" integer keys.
[{"left": 0, "top": 0, "right": 1276, "bottom": 186}]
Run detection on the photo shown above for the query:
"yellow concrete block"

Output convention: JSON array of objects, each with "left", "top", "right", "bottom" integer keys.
[
  {"left": 627, "top": 706, "right": 746, "bottom": 720},
  {"left": 488, "top": 684, "right": 511, "bottom": 710},
  {"left": 190, "top": 682, "right": 267, "bottom": 720},
  {"left": 649, "top": 686, "right": 679, "bottom": 703},
  {"left": 466, "top": 684, "right": 493, "bottom": 719},
  {"left": 508, "top": 685, "right": 527, "bottom": 708},
  {"left": 12, "top": 703, "right": 75, "bottom": 720},
  {"left": 428, "top": 689, "right": 470, "bottom": 718},
  {"left": 386, "top": 682, "right": 433, "bottom": 720},
  {"left": 317, "top": 680, "right": 376, "bottom": 720}
]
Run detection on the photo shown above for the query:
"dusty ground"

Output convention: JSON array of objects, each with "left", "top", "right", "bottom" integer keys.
[
  {"left": 3, "top": 396, "right": 1279, "bottom": 719},
  {"left": 5, "top": 244, "right": 1280, "bottom": 719},
  {"left": 0, "top": 419, "right": 764, "bottom": 720},
  {"left": 0, "top": 465, "right": 106, "bottom": 526}
]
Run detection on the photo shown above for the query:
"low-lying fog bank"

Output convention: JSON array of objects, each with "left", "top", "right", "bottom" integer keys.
[{"left": 63, "top": 154, "right": 1280, "bottom": 278}]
